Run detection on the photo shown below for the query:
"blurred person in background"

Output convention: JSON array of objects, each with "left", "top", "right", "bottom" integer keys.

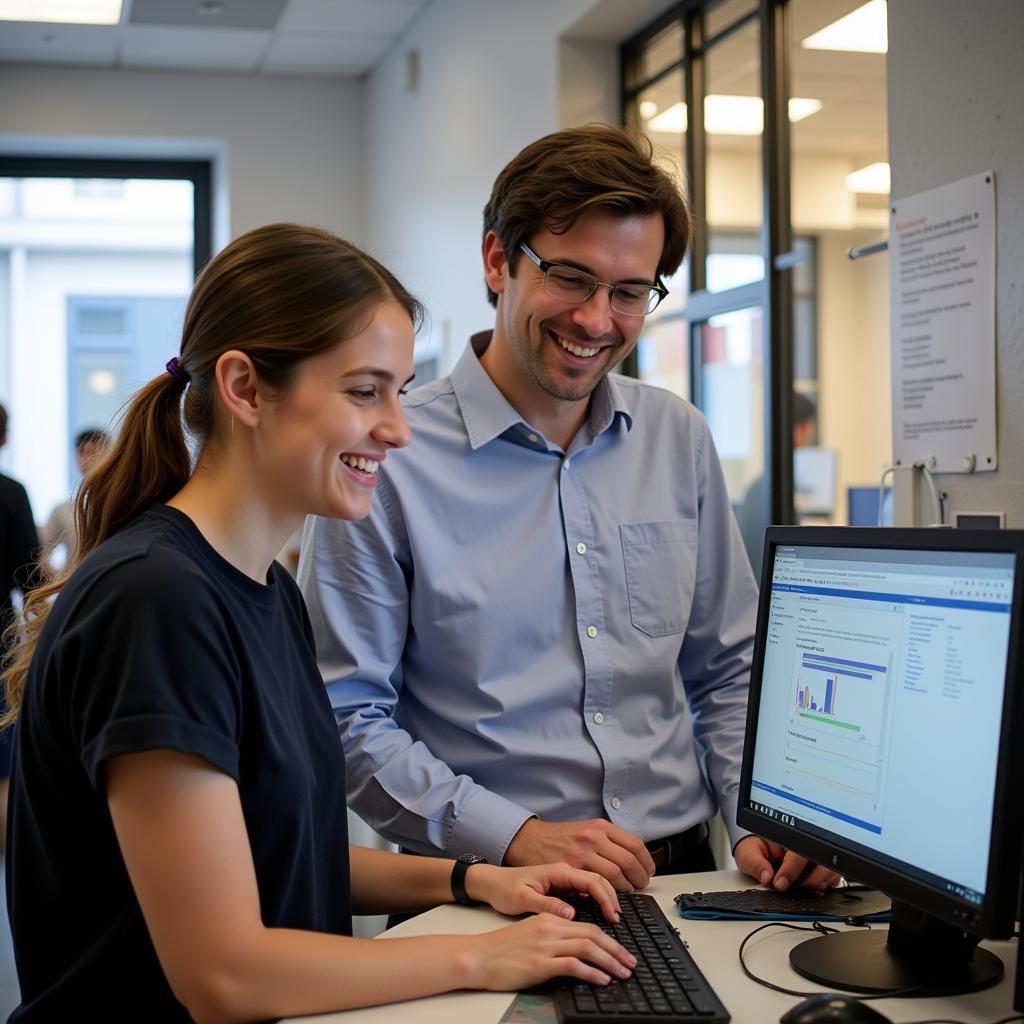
[
  {"left": 40, "top": 427, "right": 110, "bottom": 575},
  {"left": 737, "top": 391, "right": 817, "bottom": 575},
  {"left": 0, "top": 401, "right": 41, "bottom": 851}
]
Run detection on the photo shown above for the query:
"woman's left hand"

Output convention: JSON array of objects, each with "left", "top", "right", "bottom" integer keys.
[{"left": 465, "top": 862, "right": 622, "bottom": 923}]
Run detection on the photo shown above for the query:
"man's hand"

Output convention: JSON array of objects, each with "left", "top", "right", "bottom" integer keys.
[
  {"left": 734, "top": 835, "right": 841, "bottom": 891},
  {"left": 503, "top": 819, "right": 655, "bottom": 892}
]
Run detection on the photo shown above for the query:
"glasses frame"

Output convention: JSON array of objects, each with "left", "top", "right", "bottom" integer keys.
[{"left": 518, "top": 242, "right": 669, "bottom": 316}]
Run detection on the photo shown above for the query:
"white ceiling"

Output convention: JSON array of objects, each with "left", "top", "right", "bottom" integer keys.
[{"left": 0, "top": 0, "right": 431, "bottom": 76}]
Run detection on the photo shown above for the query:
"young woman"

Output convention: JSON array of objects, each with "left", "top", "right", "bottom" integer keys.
[{"left": 1, "top": 224, "right": 635, "bottom": 1022}]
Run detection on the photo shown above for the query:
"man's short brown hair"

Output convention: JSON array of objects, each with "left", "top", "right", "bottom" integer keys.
[{"left": 482, "top": 123, "right": 691, "bottom": 307}]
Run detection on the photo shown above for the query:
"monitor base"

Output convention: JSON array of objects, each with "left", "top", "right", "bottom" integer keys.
[{"left": 790, "top": 929, "right": 1004, "bottom": 995}]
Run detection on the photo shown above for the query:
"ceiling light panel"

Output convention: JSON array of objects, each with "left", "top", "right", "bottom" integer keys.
[
  {"left": 0, "top": 0, "right": 122, "bottom": 24},
  {"left": 646, "top": 96, "right": 823, "bottom": 136},
  {"left": 801, "top": 0, "right": 888, "bottom": 54},
  {"left": 846, "top": 162, "right": 890, "bottom": 193}
]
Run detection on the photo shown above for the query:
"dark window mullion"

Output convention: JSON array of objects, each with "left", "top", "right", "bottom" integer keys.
[
  {"left": 685, "top": 5, "right": 707, "bottom": 402},
  {"left": 760, "top": 0, "right": 795, "bottom": 527},
  {"left": 685, "top": 6, "right": 707, "bottom": 296}
]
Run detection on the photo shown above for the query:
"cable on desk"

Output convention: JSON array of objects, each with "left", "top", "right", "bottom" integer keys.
[
  {"left": 737, "top": 920, "right": 921, "bottom": 1000},
  {"left": 739, "top": 922, "right": 1024, "bottom": 1024}
]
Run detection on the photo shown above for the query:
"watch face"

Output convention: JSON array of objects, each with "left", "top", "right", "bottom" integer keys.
[{"left": 458, "top": 853, "right": 486, "bottom": 865}]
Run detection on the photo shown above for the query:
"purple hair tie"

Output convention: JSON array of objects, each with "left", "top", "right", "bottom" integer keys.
[{"left": 165, "top": 357, "right": 190, "bottom": 388}]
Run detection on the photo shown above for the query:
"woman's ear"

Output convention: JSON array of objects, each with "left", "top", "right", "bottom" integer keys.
[{"left": 214, "top": 350, "right": 262, "bottom": 429}]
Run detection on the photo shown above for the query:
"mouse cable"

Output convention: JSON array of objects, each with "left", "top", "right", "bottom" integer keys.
[{"left": 737, "top": 920, "right": 922, "bottom": 1000}]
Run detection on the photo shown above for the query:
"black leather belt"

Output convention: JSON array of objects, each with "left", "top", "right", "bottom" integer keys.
[{"left": 644, "top": 822, "right": 710, "bottom": 869}]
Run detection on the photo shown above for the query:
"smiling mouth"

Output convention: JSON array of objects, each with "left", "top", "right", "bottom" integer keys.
[
  {"left": 340, "top": 454, "right": 380, "bottom": 477},
  {"left": 552, "top": 331, "right": 602, "bottom": 359}
]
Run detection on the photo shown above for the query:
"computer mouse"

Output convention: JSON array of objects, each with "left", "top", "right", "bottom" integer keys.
[{"left": 780, "top": 993, "right": 893, "bottom": 1024}]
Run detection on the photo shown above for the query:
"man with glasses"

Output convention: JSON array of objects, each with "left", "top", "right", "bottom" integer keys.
[{"left": 300, "top": 125, "right": 833, "bottom": 892}]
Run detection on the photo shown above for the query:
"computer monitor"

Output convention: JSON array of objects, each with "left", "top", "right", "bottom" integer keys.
[
  {"left": 737, "top": 527, "right": 1024, "bottom": 996},
  {"left": 847, "top": 485, "right": 893, "bottom": 527},
  {"left": 794, "top": 448, "right": 838, "bottom": 517}
]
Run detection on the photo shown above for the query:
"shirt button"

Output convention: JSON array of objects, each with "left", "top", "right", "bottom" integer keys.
[
  {"left": 563, "top": 459, "right": 571, "bottom": 471},
  {"left": 576, "top": 542, "right": 587, "bottom": 555},
  {"left": 611, "top": 797, "right": 622, "bottom": 810},
  {"left": 586, "top": 625, "right": 598, "bottom": 638},
  {"left": 593, "top": 712, "right": 605, "bottom": 725},
  {"left": 528, "top": 433, "right": 538, "bottom": 443}
]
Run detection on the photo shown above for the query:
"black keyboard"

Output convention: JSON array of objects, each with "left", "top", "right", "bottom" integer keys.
[
  {"left": 549, "top": 892, "right": 730, "bottom": 1023},
  {"left": 674, "top": 885, "right": 890, "bottom": 921}
]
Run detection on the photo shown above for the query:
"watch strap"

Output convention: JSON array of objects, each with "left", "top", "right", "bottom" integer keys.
[{"left": 451, "top": 854, "right": 486, "bottom": 905}]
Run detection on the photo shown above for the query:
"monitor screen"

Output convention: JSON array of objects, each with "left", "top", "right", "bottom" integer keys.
[
  {"left": 794, "top": 448, "right": 838, "bottom": 517},
  {"left": 738, "top": 527, "right": 1024, "bottom": 995}
]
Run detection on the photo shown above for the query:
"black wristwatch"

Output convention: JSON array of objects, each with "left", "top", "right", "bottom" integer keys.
[{"left": 451, "top": 853, "right": 487, "bottom": 905}]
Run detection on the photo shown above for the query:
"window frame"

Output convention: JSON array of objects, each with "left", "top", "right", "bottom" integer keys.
[
  {"left": 0, "top": 155, "right": 212, "bottom": 278},
  {"left": 622, "top": 0, "right": 802, "bottom": 528}
]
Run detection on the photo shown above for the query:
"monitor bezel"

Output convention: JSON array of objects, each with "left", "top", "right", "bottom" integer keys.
[{"left": 737, "top": 525, "right": 1024, "bottom": 939}]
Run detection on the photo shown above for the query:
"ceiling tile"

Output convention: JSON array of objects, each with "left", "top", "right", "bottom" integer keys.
[
  {"left": 120, "top": 24, "right": 269, "bottom": 70},
  {"left": 261, "top": 29, "right": 389, "bottom": 69},
  {"left": 128, "top": 0, "right": 288, "bottom": 30},
  {"left": 0, "top": 22, "right": 117, "bottom": 62},
  {"left": 277, "top": 0, "right": 423, "bottom": 36}
]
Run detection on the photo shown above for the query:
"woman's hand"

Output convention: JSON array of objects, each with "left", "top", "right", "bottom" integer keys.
[
  {"left": 460, "top": 913, "right": 636, "bottom": 991},
  {"left": 466, "top": 862, "right": 622, "bottom": 923}
]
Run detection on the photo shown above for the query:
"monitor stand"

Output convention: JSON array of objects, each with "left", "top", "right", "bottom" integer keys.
[{"left": 789, "top": 899, "right": 1004, "bottom": 995}]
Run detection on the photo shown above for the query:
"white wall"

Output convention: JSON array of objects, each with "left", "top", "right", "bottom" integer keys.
[
  {"left": 888, "top": 0, "right": 1024, "bottom": 526},
  {"left": 0, "top": 65, "right": 367, "bottom": 245},
  {"left": 364, "top": 0, "right": 598, "bottom": 373},
  {"left": 558, "top": 37, "right": 621, "bottom": 129}
]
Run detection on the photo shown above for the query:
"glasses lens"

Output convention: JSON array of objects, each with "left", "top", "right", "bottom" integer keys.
[
  {"left": 544, "top": 266, "right": 596, "bottom": 302},
  {"left": 612, "top": 286, "right": 660, "bottom": 316}
]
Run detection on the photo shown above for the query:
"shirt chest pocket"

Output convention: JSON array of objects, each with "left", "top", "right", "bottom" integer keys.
[{"left": 619, "top": 519, "right": 698, "bottom": 638}]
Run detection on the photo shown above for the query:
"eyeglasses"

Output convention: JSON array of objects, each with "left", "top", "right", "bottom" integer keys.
[{"left": 518, "top": 242, "right": 668, "bottom": 316}]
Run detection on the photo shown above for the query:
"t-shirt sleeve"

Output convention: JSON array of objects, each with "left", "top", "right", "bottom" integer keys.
[{"left": 56, "top": 551, "right": 244, "bottom": 791}]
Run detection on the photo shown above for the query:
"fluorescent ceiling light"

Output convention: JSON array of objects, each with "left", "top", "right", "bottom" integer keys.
[
  {"left": 0, "top": 0, "right": 122, "bottom": 23},
  {"left": 646, "top": 96, "right": 823, "bottom": 136},
  {"left": 846, "top": 162, "right": 890, "bottom": 193},
  {"left": 801, "top": 0, "right": 887, "bottom": 53}
]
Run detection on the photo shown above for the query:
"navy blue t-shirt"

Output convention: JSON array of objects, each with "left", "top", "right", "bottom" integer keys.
[{"left": 6, "top": 505, "right": 351, "bottom": 1021}]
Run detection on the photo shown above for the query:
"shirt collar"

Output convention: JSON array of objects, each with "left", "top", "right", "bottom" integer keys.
[{"left": 451, "top": 330, "right": 634, "bottom": 451}]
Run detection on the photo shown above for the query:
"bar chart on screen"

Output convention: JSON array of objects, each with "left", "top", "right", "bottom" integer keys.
[{"left": 791, "top": 650, "right": 889, "bottom": 745}]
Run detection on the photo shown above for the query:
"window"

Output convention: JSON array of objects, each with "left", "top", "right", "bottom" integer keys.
[
  {"left": 0, "top": 157, "right": 211, "bottom": 528},
  {"left": 623, "top": 0, "right": 890, "bottom": 569}
]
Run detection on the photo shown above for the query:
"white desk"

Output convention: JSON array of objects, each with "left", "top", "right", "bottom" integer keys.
[{"left": 283, "top": 869, "right": 1019, "bottom": 1024}]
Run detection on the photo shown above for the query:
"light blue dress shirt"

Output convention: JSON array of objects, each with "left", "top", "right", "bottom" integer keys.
[{"left": 299, "top": 333, "right": 759, "bottom": 866}]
